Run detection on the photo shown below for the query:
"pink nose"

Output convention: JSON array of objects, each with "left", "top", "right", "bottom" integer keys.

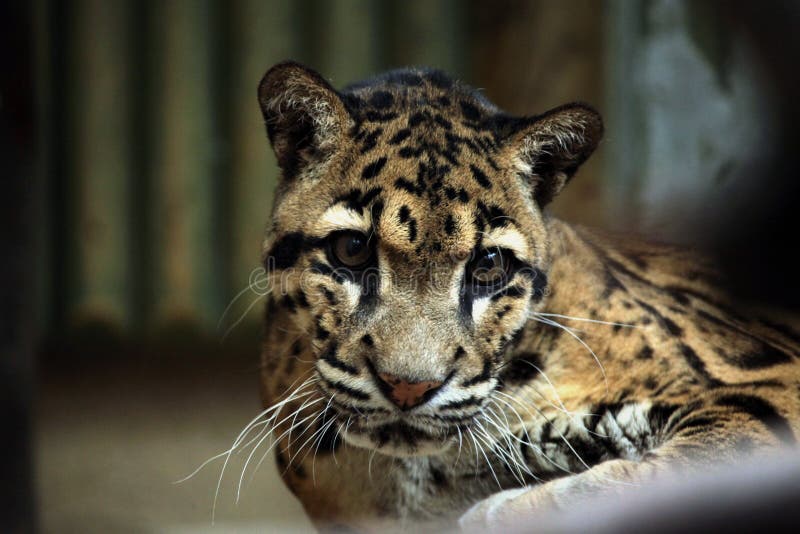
[{"left": 377, "top": 372, "right": 443, "bottom": 410}]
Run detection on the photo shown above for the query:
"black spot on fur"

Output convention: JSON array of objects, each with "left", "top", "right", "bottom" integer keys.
[
  {"left": 361, "top": 157, "right": 388, "bottom": 179},
  {"left": 470, "top": 164, "right": 492, "bottom": 189},
  {"left": 365, "top": 111, "right": 397, "bottom": 122},
  {"left": 291, "top": 340, "right": 303, "bottom": 355},
  {"left": 395, "top": 177, "right": 420, "bottom": 195},
  {"left": 460, "top": 100, "right": 481, "bottom": 121},
  {"left": 361, "top": 334, "right": 374, "bottom": 347},
  {"left": 370, "top": 200, "right": 384, "bottom": 227},
  {"left": 369, "top": 90, "right": 394, "bottom": 109},
  {"left": 321, "top": 286, "right": 338, "bottom": 305},
  {"left": 398, "top": 205, "right": 411, "bottom": 223},
  {"left": 429, "top": 467, "right": 449, "bottom": 489},
  {"left": 648, "top": 403, "right": 679, "bottom": 433},
  {"left": 281, "top": 294, "right": 297, "bottom": 313},
  {"left": 444, "top": 214, "right": 456, "bottom": 236},
  {"left": 679, "top": 343, "right": 724, "bottom": 387},
  {"left": 316, "top": 322, "right": 330, "bottom": 340},
  {"left": 320, "top": 343, "right": 358, "bottom": 375},
  {"left": 389, "top": 129, "right": 411, "bottom": 144},
  {"left": 727, "top": 346, "right": 794, "bottom": 369},
  {"left": 434, "top": 114, "right": 452, "bottom": 130},
  {"left": 496, "top": 304, "right": 512, "bottom": 319},
  {"left": 499, "top": 352, "right": 542, "bottom": 386},
  {"left": 453, "top": 346, "right": 466, "bottom": 361},
  {"left": 408, "top": 220, "right": 417, "bottom": 242},
  {"left": 409, "top": 112, "right": 426, "bottom": 127},
  {"left": 716, "top": 394, "right": 796, "bottom": 444},
  {"left": 636, "top": 346, "right": 654, "bottom": 360},
  {"left": 462, "top": 359, "right": 493, "bottom": 387},
  {"left": 311, "top": 261, "right": 347, "bottom": 284},
  {"left": 360, "top": 128, "right": 383, "bottom": 153},
  {"left": 636, "top": 299, "right": 683, "bottom": 336}
]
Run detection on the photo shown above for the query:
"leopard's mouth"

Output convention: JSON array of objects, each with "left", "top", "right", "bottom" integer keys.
[{"left": 334, "top": 407, "right": 475, "bottom": 457}]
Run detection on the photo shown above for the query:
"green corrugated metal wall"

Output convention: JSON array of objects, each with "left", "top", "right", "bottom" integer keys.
[{"left": 35, "top": 0, "right": 476, "bottom": 344}]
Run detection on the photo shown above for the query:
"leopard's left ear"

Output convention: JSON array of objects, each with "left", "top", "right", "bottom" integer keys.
[{"left": 502, "top": 103, "right": 603, "bottom": 206}]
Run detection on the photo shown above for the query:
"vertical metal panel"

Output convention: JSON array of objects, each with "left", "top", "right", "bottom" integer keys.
[
  {"left": 68, "top": 0, "right": 134, "bottom": 327},
  {"left": 318, "top": 0, "right": 381, "bottom": 85},
  {"left": 604, "top": 0, "right": 645, "bottom": 230},
  {"left": 33, "top": 0, "right": 52, "bottom": 339},
  {"left": 225, "top": 0, "right": 294, "bottom": 332},
  {"left": 383, "top": 0, "right": 465, "bottom": 76},
  {"left": 148, "top": 0, "right": 221, "bottom": 328}
]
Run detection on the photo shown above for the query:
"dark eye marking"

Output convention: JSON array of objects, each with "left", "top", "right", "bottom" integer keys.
[
  {"left": 490, "top": 285, "right": 527, "bottom": 302},
  {"left": 265, "top": 232, "right": 324, "bottom": 270}
]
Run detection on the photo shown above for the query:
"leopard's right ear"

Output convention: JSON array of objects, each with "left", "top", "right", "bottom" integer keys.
[{"left": 258, "top": 61, "right": 352, "bottom": 180}]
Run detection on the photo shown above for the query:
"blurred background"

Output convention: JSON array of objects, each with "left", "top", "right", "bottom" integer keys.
[{"left": 2, "top": 0, "right": 800, "bottom": 532}]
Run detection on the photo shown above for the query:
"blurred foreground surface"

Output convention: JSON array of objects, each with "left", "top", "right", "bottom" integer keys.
[{"left": 36, "top": 356, "right": 314, "bottom": 533}]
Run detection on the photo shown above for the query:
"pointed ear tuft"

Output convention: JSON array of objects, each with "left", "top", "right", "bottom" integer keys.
[
  {"left": 258, "top": 61, "right": 351, "bottom": 180},
  {"left": 505, "top": 103, "right": 603, "bottom": 206}
]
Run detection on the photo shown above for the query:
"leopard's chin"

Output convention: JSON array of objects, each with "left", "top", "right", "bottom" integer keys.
[{"left": 341, "top": 421, "right": 455, "bottom": 457}]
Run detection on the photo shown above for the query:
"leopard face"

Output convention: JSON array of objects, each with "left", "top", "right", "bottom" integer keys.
[{"left": 259, "top": 62, "right": 602, "bottom": 457}]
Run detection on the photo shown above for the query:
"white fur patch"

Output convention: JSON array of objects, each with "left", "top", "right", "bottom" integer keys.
[
  {"left": 472, "top": 295, "right": 492, "bottom": 324},
  {"left": 316, "top": 205, "right": 370, "bottom": 234},
  {"left": 483, "top": 225, "right": 530, "bottom": 260}
]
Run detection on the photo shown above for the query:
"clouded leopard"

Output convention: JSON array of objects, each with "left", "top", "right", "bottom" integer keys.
[{"left": 252, "top": 61, "right": 800, "bottom": 532}]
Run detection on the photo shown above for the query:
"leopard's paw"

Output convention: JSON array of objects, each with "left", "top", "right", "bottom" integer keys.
[{"left": 458, "top": 486, "right": 542, "bottom": 531}]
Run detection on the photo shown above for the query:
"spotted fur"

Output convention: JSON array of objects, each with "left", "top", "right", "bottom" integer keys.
[{"left": 256, "top": 62, "right": 800, "bottom": 532}]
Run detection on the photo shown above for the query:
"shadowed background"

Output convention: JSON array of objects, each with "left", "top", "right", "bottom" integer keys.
[{"left": 3, "top": 0, "right": 799, "bottom": 532}]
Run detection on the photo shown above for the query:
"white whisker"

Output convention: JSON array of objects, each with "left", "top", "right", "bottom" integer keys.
[
  {"left": 534, "top": 311, "right": 639, "bottom": 329},
  {"left": 531, "top": 315, "right": 609, "bottom": 393}
]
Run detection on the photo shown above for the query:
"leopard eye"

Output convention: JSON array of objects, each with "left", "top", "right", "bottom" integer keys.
[
  {"left": 329, "top": 231, "right": 373, "bottom": 269},
  {"left": 469, "top": 249, "right": 511, "bottom": 287}
]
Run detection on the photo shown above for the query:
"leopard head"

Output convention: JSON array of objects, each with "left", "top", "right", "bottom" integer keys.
[{"left": 259, "top": 61, "right": 602, "bottom": 456}]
